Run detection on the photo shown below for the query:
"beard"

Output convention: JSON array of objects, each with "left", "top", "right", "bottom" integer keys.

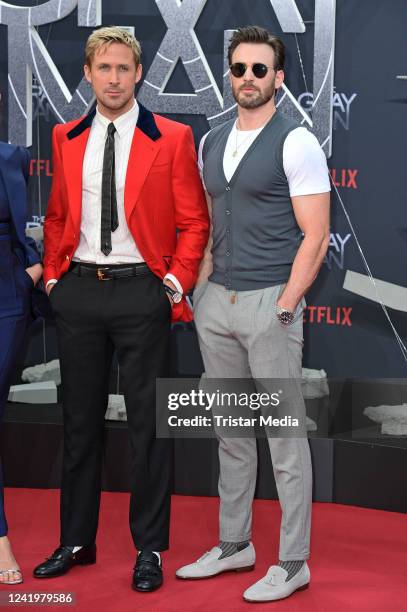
[
  {"left": 232, "top": 79, "right": 276, "bottom": 110},
  {"left": 99, "top": 89, "right": 134, "bottom": 112}
]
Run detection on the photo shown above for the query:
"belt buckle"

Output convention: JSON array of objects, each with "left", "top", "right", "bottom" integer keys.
[{"left": 97, "top": 268, "right": 110, "bottom": 281}]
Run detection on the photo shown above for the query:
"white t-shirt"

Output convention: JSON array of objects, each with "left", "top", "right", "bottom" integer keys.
[{"left": 198, "top": 122, "right": 331, "bottom": 196}]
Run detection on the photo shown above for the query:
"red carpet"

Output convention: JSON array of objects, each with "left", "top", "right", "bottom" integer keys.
[{"left": 2, "top": 489, "right": 407, "bottom": 611}]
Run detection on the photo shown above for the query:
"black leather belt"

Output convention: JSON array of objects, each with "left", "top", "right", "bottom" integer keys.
[{"left": 69, "top": 262, "right": 152, "bottom": 280}]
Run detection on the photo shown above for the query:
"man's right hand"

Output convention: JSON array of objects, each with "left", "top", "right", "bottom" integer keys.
[{"left": 46, "top": 281, "right": 57, "bottom": 296}]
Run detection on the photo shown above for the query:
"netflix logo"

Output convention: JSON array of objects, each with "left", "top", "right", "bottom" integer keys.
[
  {"left": 29, "top": 159, "right": 52, "bottom": 176},
  {"left": 329, "top": 168, "right": 358, "bottom": 189},
  {"left": 304, "top": 306, "right": 352, "bottom": 326}
]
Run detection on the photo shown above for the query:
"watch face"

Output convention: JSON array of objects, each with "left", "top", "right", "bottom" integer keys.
[
  {"left": 277, "top": 310, "right": 294, "bottom": 325},
  {"left": 164, "top": 283, "right": 182, "bottom": 303}
]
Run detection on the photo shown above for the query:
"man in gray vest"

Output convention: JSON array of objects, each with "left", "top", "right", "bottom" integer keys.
[{"left": 176, "top": 26, "right": 330, "bottom": 602}]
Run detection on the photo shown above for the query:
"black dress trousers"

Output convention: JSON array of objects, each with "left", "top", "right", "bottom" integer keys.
[{"left": 50, "top": 267, "right": 172, "bottom": 551}]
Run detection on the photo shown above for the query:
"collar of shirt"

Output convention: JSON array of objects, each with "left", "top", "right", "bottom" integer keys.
[{"left": 94, "top": 99, "right": 139, "bottom": 139}]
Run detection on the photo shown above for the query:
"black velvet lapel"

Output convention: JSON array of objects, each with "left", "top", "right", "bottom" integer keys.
[
  {"left": 66, "top": 102, "right": 162, "bottom": 142},
  {"left": 136, "top": 103, "right": 162, "bottom": 141},
  {"left": 66, "top": 108, "right": 96, "bottom": 140}
]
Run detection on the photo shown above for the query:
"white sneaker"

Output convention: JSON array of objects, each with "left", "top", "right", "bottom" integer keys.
[
  {"left": 243, "top": 562, "right": 310, "bottom": 602},
  {"left": 176, "top": 544, "right": 256, "bottom": 579}
]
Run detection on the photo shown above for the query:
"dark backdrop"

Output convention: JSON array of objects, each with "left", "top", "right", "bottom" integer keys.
[{"left": 1, "top": 0, "right": 406, "bottom": 382}]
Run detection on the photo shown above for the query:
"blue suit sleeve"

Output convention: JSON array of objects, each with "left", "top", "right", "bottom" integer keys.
[{"left": 19, "top": 146, "right": 41, "bottom": 266}]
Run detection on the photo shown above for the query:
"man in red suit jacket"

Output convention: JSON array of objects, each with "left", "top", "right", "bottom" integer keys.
[{"left": 34, "top": 27, "right": 209, "bottom": 592}]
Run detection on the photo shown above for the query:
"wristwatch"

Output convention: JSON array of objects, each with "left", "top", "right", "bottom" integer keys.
[
  {"left": 276, "top": 304, "right": 295, "bottom": 325},
  {"left": 164, "top": 283, "right": 182, "bottom": 304}
]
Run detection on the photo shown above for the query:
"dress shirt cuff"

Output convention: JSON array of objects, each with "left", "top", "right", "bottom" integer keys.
[
  {"left": 164, "top": 274, "right": 183, "bottom": 294},
  {"left": 46, "top": 279, "right": 58, "bottom": 290}
]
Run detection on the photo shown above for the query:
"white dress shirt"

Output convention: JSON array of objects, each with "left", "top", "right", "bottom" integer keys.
[
  {"left": 47, "top": 99, "right": 182, "bottom": 292},
  {"left": 74, "top": 100, "right": 143, "bottom": 264}
]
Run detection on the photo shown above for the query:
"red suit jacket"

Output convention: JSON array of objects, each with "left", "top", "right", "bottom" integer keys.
[{"left": 43, "top": 103, "right": 209, "bottom": 322}]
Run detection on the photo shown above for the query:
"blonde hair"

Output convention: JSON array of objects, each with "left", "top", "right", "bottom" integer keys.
[{"left": 85, "top": 26, "right": 141, "bottom": 67}]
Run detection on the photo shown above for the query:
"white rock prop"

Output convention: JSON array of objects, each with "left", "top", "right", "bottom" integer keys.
[
  {"left": 105, "top": 394, "right": 127, "bottom": 421},
  {"left": 301, "top": 368, "right": 329, "bottom": 399},
  {"left": 364, "top": 404, "right": 407, "bottom": 436},
  {"left": 26, "top": 226, "right": 44, "bottom": 241},
  {"left": 8, "top": 381, "right": 57, "bottom": 404},
  {"left": 22, "top": 359, "right": 61, "bottom": 386}
]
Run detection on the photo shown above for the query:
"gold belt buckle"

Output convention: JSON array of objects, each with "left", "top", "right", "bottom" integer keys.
[{"left": 97, "top": 268, "right": 110, "bottom": 281}]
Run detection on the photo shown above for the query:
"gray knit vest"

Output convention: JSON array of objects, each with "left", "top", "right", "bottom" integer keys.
[{"left": 202, "top": 111, "right": 300, "bottom": 290}]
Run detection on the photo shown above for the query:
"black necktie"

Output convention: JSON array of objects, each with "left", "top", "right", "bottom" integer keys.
[{"left": 101, "top": 122, "right": 119, "bottom": 256}]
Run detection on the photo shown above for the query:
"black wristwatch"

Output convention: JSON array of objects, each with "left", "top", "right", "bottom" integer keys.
[
  {"left": 164, "top": 283, "right": 182, "bottom": 304},
  {"left": 276, "top": 304, "right": 295, "bottom": 325}
]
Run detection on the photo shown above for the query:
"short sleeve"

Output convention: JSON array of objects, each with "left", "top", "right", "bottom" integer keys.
[{"left": 283, "top": 127, "right": 331, "bottom": 197}]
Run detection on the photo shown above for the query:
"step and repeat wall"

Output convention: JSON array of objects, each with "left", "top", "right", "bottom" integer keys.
[{"left": 1, "top": 0, "right": 406, "bottom": 395}]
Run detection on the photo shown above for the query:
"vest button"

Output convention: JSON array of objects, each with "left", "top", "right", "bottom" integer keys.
[
  {"left": 225, "top": 210, "right": 231, "bottom": 215},
  {"left": 226, "top": 251, "right": 231, "bottom": 256}
]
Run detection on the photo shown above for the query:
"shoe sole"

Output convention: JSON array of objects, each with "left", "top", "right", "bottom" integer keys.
[
  {"left": 33, "top": 558, "right": 96, "bottom": 579},
  {"left": 132, "top": 583, "right": 163, "bottom": 593},
  {"left": 243, "top": 582, "right": 310, "bottom": 602},
  {"left": 176, "top": 564, "right": 255, "bottom": 580}
]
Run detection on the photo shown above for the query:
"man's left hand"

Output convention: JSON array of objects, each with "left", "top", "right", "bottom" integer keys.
[
  {"left": 25, "top": 263, "right": 43, "bottom": 286},
  {"left": 276, "top": 297, "right": 297, "bottom": 313}
]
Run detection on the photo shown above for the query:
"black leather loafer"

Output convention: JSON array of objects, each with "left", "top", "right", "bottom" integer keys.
[
  {"left": 132, "top": 551, "right": 163, "bottom": 592},
  {"left": 33, "top": 544, "right": 96, "bottom": 578}
]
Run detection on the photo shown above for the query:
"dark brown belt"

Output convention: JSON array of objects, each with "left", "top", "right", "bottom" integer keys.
[{"left": 69, "top": 262, "right": 152, "bottom": 281}]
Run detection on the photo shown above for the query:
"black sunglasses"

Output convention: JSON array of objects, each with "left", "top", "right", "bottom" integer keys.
[{"left": 229, "top": 62, "right": 276, "bottom": 79}]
